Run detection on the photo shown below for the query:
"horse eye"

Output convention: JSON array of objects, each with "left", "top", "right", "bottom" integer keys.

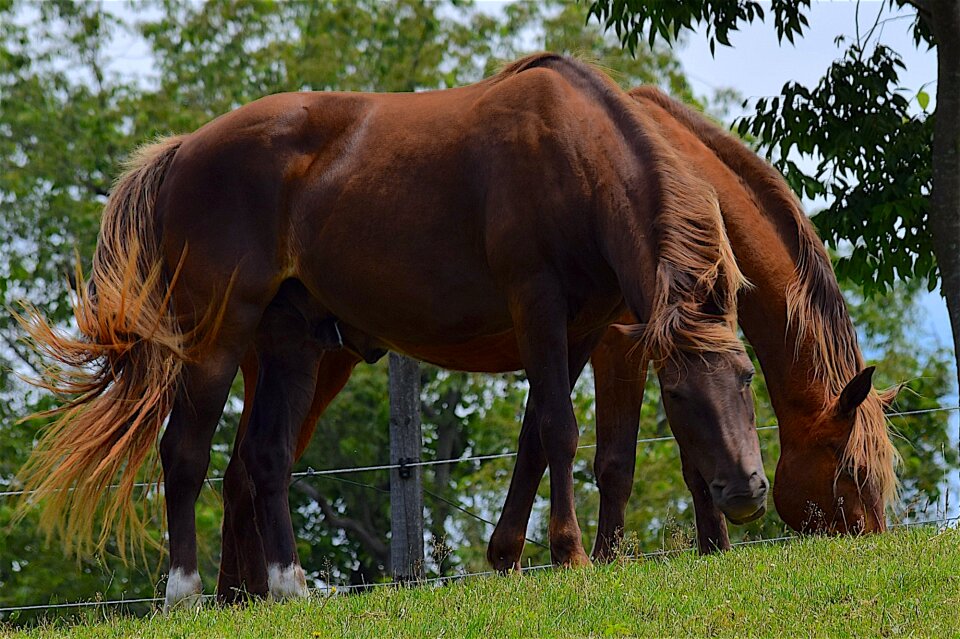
[
  {"left": 663, "top": 388, "right": 683, "bottom": 401},
  {"left": 740, "top": 371, "right": 755, "bottom": 387}
]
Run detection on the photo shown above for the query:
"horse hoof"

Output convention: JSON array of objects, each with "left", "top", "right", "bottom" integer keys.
[
  {"left": 267, "top": 563, "right": 309, "bottom": 600},
  {"left": 164, "top": 568, "right": 203, "bottom": 612},
  {"left": 490, "top": 556, "right": 522, "bottom": 574},
  {"left": 487, "top": 530, "right": 525, "bottom": 574},
  {"left": 558, "top": 551, "right": 592, "bottom": 568}
]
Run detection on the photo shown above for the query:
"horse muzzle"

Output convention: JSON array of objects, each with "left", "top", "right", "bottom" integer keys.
[{"left": 711, "top": 471, "right": 768, "bottom": 525}]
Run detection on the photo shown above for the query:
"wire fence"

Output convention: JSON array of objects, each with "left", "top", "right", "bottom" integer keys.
[
  {"left": 0, "top": 404, "right": 957, "bottom": 616},
  {"left": 2, "top": 404, "right": 955, "bottom": 499}
]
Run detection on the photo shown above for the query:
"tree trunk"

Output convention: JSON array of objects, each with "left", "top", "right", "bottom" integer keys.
[{"left": 926, "top": 0, "right": 960, "bottom": 398}]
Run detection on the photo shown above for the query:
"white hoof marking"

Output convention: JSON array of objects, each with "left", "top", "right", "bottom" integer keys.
[
  {"left": 267, "top": 563, "right": 309, "bottom": 600},
  {"left": 164, "top": 568, "right": 202, "bottom": 612}
]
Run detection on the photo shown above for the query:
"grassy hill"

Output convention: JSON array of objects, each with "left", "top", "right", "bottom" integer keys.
[{"left": 6, "top": 526, "right": 958, "bottom": 638}]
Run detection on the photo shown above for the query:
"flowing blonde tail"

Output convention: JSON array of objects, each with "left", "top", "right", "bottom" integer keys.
[{"left": 15, "top": 135, "right": 188, "bottom": 559}]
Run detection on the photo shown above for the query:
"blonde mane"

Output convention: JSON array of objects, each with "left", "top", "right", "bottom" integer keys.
[
  {"left": 620, "top": 114, "right": 748, "bottom": 364},
  {"left": 499, "top": 54, "right": 747, "bottom": 363},
  {"left": 630, "top": 86, "right": 898, "bottom": 507}
]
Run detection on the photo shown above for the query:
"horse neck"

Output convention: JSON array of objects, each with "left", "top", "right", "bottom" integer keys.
[
  {"left": 632, "top": 95, "right": 846, "bottom": 431},
  {"left": 719, "top": 192, "right": 834, "bottom": 428}
]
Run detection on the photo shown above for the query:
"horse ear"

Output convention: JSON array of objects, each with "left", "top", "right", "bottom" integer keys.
[{"left": 836, "top": 366, "right": 876, "bottom": 416}]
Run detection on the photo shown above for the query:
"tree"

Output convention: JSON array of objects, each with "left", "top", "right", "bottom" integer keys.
[
  {"left": 1, "top": 0, "right": 955, "bottom": 625},
  {"left": 586, "top": 0, "right": 960, "bottom": 397}
]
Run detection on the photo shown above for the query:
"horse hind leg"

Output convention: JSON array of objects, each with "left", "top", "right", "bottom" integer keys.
[
  {"left": 217, "top": 347, "right": 360, "bottom": 603},
  {"left": 162, "top": 339, "right": 257, "bottom": 611},
  {"left": 216, "top": 350, "right": 266, "bottom": 604},
  {"left": 160, "top": 250, "right": 279, "bottom": 611},
  {"left": 238, "top": 285, "right": 327, "bottom": 600}
]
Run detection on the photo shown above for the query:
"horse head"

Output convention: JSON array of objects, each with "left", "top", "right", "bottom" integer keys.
[{"left": 774, "top": 366, "right": 899, "bottom": 534}]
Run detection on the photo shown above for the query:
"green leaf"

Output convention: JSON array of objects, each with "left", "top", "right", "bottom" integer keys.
[{"left": 917, "top": 90, "right": 930, "bottom": 111}]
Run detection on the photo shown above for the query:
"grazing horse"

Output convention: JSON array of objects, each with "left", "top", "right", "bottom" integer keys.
[
  {"left": 217, "top": 83, "right": 899, "bottom": 595},
  {"left": 16, "top": 54, "right": 763, "bottom": 610}
]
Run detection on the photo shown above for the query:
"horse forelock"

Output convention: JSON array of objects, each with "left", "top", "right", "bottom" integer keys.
[{"left": 630, "top": 86, "right": 897, "bottom": 505}]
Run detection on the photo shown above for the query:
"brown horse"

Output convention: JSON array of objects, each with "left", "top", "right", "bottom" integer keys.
[
  {"left": 217, "top": 83, "right": 899, "bottom": 596},
  {"left": 16, "top": 54, "right": 763, "bottom": 610}
]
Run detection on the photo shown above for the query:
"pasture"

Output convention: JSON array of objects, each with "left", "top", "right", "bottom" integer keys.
[
  {"left": 7, "top": 527, "right": 958, "bottom": 638},
  {"left": 2, "top": 1, "right": 957, "bottom": 634}
]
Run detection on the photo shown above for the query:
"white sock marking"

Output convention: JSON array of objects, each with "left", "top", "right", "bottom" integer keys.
[
  {"left": 164, "top": 567, "right": 202, "bottom": 612},
  {"left": 267, "top": 563, "right": 309, "bottom": 600}
]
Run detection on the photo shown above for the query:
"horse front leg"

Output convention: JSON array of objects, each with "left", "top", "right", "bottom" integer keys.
[
  {"left": 488, "top": 329, "right": 601, "bottom": 571},
  {"left": 486, "top": 398, "right": 548, "bottom": 572},
  {"left": 487, "top": 322, "right": 608, "bottom": 570},
  {"left": 680, "top": 448, "right": 731, "bottom": 553},
  {"left": 494, "top": 293, "right": 603, "bottom": 568},
  {"left": 591, "top": 327, "right": 648, "bottom": 561}
]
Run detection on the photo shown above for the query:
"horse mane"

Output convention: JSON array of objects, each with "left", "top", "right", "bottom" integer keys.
[
  {"left": 629, "top": 86, "right": 897, "bottom": 506},
  {"left": 495, "top": 54, "right": 746, "bottom": 363}
]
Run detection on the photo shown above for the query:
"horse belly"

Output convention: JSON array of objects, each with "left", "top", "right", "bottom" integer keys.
[{"left": 295, "top": 195, "right": 512, "bottom": 345}]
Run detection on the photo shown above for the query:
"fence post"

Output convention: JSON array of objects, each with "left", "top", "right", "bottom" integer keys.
[{"left": 388, "top": 352, "right": 424, "bottom": 581}]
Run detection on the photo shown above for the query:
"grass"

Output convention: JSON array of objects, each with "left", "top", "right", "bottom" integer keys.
[{"left": 5, "top": 526, "right": 959, "bottom": 638}]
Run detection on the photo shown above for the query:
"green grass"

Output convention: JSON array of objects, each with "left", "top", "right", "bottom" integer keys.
[{"left": 6, "top": 527, "right": 959, "bottom": 638}]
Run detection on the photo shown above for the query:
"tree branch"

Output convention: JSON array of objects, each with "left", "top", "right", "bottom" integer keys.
[
  {"left": 292, "top": 481, "right": 389, "bottom": 561},
  {"left": 902, "top": 0, "right": 931, "bottom": 18}
]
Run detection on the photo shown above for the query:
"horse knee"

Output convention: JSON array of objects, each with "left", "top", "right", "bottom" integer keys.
[
  {"left": 595, "top": 453, "right": 634, "bottom": 493},
  {"left": 239, "top": 437, "right": 292, "bottom": 495},
  {"left": 539, "top": 410, "right": 579, "bottom": 463}
]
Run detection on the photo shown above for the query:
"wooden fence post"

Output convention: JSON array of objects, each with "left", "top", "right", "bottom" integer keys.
[{"left": 388, "top": 352, "right": 424, "bottom": 581}]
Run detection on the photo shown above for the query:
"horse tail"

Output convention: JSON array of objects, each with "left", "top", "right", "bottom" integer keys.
[{"left": 16, "top": 135, "right": 189, "bottom": 559}]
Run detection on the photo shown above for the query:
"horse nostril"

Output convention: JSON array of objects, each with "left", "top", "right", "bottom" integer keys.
[{"left": 751, "top": 472, "right": 768, "bottom": 497}]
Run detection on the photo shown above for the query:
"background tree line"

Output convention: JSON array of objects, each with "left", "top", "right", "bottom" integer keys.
[{"left": 0, "top": 0, "right": 954, "bottom": 624}]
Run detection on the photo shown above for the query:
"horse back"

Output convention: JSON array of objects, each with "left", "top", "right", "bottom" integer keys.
[{"left": 154, "top": 70, "right": 639, "bottom": 349}]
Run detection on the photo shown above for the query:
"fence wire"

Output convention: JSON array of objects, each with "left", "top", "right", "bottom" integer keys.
[
  {"left": 2, "top": 405, "right": 956, "bottom": 499},
  {"left": 0, "top": 404, "right": 957, "bottom": 615}
]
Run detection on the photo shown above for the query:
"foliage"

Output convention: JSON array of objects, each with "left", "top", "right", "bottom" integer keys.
[
  {"left": 588, "top": 0, "right": 810, "bottom": 56},
  {"left": 739, "top": 43, "right": 934, "bottom": 294},
  {"left": 8, "top": 528, "right": 960, "bottom": 638}
]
